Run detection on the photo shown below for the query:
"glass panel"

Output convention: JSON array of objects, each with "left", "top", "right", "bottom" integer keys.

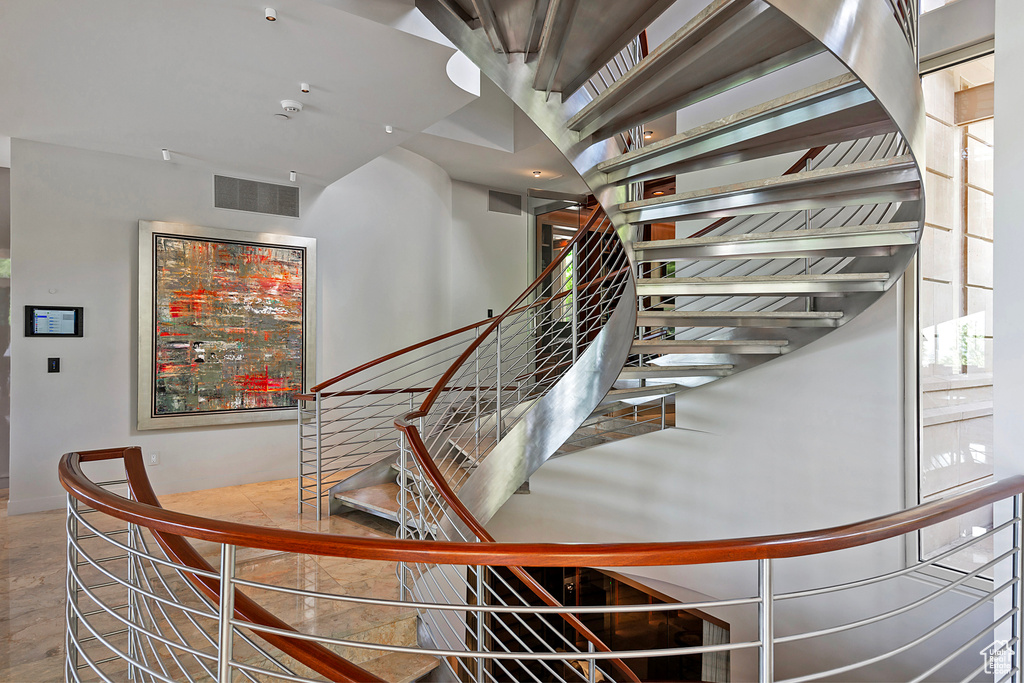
[{"left": 918, "top": 54, "right": 995, "bottom": 573}]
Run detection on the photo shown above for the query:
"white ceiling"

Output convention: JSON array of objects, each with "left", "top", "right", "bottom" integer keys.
[{"left": 0, "top": 0, "right": 478, "bottom": 184}]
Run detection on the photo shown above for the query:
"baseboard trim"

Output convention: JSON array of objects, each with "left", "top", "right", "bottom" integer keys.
[{"left": 7, "top": 493, "right": 66, "bottom": 515}]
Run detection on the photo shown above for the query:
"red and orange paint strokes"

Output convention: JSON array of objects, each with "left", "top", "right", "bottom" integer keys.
[{"left": 153, "top": 235, "right": 305, "bottom": 416}]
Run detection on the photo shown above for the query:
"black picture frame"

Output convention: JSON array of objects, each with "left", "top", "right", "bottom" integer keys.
[{"left": 25, "top": 305, "right": 84, "bottom": 338}]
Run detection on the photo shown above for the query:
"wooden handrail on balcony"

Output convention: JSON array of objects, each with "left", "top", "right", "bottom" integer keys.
[
  {"left": 67, "top": 447, "right": 382, "bottom": 683},
  {"left": 59, "top": 449, "right": 1024, "bottom": 569}
]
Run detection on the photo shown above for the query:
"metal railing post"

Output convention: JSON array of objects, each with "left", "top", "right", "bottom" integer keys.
[
  {"left": 218, "top": 544, "right": 237, "bottom": 683},
  {"left": 127, "top": 514, "right": 139, "bottom": 681},
  {"left": 1015, "top": 493, "right": 1022, "bottom": 679},
  {"left": 314, "top": 393, "right": 323, "bottom": 521},
  {"left": 476, "top": 564, "right": 485, "bottom": 682},
  {"left": 572, "top": 241, "right": 579, "bottom": 364},
  {"left": 399, "top": 430, "right": 408, "bottom": 601},
  {"left": 588, "top": 641, "right": 596, "bottom": 683},
  {"left": 475, "top": 327, "right": 481, "bottom": 455},
  {"left": 66, "top": 494, "right": 80, "bottom": 676},
  {"left": 759, "top": 558, "right": 774, "bottom": 682},
  {"left": 804, "top": 157, "right": 812, "bottom": 312},
  {"left": 660, "top": 395, "right": 667, "bottom": 430},
  {"left": 297, "top": 401, "right": 304, "bottom": 516},
  {"left": 496, "top": 324, "right": 503, "bottom": 439}
]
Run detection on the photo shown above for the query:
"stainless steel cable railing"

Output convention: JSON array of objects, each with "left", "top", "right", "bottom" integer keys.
[{"left": 63, "top": 448, "right": 1024, "bottom": 682}]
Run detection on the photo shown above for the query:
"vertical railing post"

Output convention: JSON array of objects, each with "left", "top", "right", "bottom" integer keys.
[
  {"left": 571, "top": 241, "right": 579, "bottom": 364},
  {"left": 66, "top": 494, "right": 80, "bottom": 677},
  {"left": 296, "top": 401, "right": 302, "bottom": 516},
  {"left": 399, "top": 429, "right": 408, "bottom": 601},
  {"left": 496, "top": 323, "right": 503, "bottom": 439},
  {"left": 1014, "top": 493, "right": 1022, "bottom": 680},
  {"left": 588, "top": 641, "right": 596, "bottom": 683},
  {"left": 475, "top": 327, "right": 481, "bottom": 456},
  {"left": 759, "top": 558, "right": 774, "bottom": 682},
  {"left": 314, "top": 392, "right": 323, "bottom": 521},
  {"left": 127, "top": 505, "right": 139, "bottom": 681},
  {"left": 218, "top": 544, "right": 237, "bottom": 683},
  {"left": 660, "top": 395, "right": 667, "bottom": 430},
  {"left": 804, "top": 157, "right": 812, "bottom": 312},
  {"left": 476, "top": 564, "right": 485, "bottom": 682}
]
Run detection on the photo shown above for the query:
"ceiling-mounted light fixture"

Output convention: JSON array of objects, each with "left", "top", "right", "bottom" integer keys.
[
  {"left": 161, "top": 149, "right": 171, "bottom": 161},
  {"left": 384, "top": 125, "right": 394, "bottom": 134},
  {"left": 300, "top": 82, "right": 310, "bottom": 93},
  {"left": 652, "top": 190, "right": 665, "bottom": 196},
  {"left": 289, "top": 171, "right": 297, "bottom": 182},
  {"left": 532, "top": 170, "right": 542, "bottom": 177},
  {"left": 265, "top": 7, "right": 277, "bottom": 20},
  {"left": 281, "top": 99, "right": 303, "bottom": 113},
  {"left": 644, "top": 130, "right": 653, "bottom": 139}
]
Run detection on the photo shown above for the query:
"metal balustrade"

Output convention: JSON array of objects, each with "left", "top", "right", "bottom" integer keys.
[{"left": 63, "top": 450, "right": 1024, "bottom": 682}]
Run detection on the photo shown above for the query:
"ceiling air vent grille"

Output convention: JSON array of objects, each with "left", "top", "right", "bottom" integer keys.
[
  {"left": 488, "top": 190, "right": 522, "bottom": 216},
  {"left": 214, "top": 175, "right": 299, "bottom": 218}
]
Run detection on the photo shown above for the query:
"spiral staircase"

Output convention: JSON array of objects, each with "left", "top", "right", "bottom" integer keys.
[
  {"left": 71, "top": 2, "right": 1024, "bottom": 682},
  {"left": 321, "top": 0, "right": 923, "bottom": 530}
]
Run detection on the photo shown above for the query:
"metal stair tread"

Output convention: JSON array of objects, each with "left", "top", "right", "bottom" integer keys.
[
  {"left": 597, "top": 73, "right": 893, "bottom": 181},
  {"left": 618, "top": 364, "right": 734, "bottom": 378},
  {"left": 333, "top": 483, "right": 403, "bottom": 519},
  {"left": 622, "top": 155, "right": 915, "bottom": 211},
  {"left": 600, "top": 384, "right": 686, "bottom": 405},
  {"left": 566, "top": 0, "right": 824, "bottom": 138},
  {"left": 638, "top": 310, "right": 842, "bottom": 321},
  {"left": 533, "top": 0, "right": 678, "bottom": 96},
  {"left": 632, "top": 339, "right": 788, "bottom": 354},
  {"left": 640, "top": 272, "right": 889, "bottom": 285},
  {"left": 634, "top": 221, "right": 919, "bottom": 250},
  {"left": 599, "top": 74, "right": 858, "bottom": 170}
]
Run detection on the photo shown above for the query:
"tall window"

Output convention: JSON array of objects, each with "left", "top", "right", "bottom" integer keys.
[{"left": 918, "top": 55, "right": 995, "bottom": 571}]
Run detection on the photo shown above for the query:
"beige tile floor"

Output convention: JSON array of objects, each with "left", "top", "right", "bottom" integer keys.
[{"left": 0, "top": 478, "right": 435, "bottom": 683}]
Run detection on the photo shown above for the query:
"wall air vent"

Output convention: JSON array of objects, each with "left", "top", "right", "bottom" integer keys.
[
  {"left": 488, "top": 190, "right": 522, "bottom": 216},
  {"left": 214, "top": 175, "right": 299, "bottom": 218}
]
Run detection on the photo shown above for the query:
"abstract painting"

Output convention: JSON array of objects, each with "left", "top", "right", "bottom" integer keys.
[{"left": 138, "top": 221, "right": 316, "bottom": 430}]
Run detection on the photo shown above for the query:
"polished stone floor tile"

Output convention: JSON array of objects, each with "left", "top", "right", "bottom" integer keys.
[{"left": 0, "top": 478, "right": 424, "bottom": 683}]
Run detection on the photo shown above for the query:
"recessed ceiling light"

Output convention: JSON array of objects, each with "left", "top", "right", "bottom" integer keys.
[
  {"left": 533, "top": 171, "right": 542, "bottom": 177},
  {"left": 384, "top": 125, "right": 394, "bottom": 134},
  {"left": 300, "top": 83, "right": 310, "bottom": 94},
  {"left": 265, "top": 8, "right": 277, "bottom": 21},
  {"left": 289, "top": 171, "right": 297, "bottom": 182},
  {"left": 161, "top": 149, "right": 171, "bottom": 161},
  {"left": 652, "top": 190, "right": 665, "bottom": 196},
  {"left": 644, "top": 130, "right": 653, "bottom": 139}
]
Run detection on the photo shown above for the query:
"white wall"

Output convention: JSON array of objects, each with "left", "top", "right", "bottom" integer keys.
[
  {"left": 449, "top": 180, "right": 528, "bottom": 327},
  {"left": 8, "top": 140, "right": 457, "bottom": 513}
]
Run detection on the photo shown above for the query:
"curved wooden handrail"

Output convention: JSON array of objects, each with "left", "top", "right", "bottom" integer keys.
[
  {"left": 413, "top": 203, "right": 607, "bottom": 418},
  {"left": 68, "top": 447, "right": 382, "bottom": 683},
  {"left": 308, "top": 205, "right": 605, "bottom": 395},
  {"left": 60, "top": 449, "right": 1024, "bottom": 566}
]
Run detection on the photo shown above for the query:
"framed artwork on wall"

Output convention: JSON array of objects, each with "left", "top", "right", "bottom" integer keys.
[{"left": 137, "top": 221, "right": 316, "bottom": 430}]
